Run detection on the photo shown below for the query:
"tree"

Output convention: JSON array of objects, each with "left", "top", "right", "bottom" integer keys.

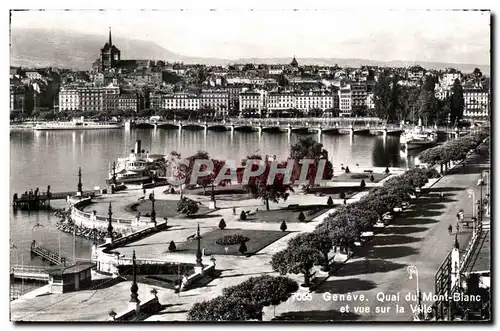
[
  {"left": 373, "top": 70, "right": 392, "bottom": 120},
  {"left": 325, "top": 213, "right": 362, "bottom": 254},
  {"left": 327, "top": 196, "right": 334, "bottom": 206},
  {"left": 345, "top": 166, "right": 350, "bottom": 174},
  {"left": 450, "top": 78, "right": 465, "bottom": 126},
  {"left": 289, "top": 137, "right": 333, "bottom": 187},
  {"left": 177, "top": 197, "right": 200, "bottom": 215},
  {"left": 271, "top": 245, "right": 323, "bottom": 287},
  {"left": 339, "top": 192, "right": 346, "bottom": 199},
  {"left": 298, "top": 211, "right": 306, "bottom": 222},
  {"left": 360, "top": 179, "right": 366, "bottom": 188},
  {"left": 280, "top": 220, "right": 287, "bottom": 232},
  {"left": 222, "top": 275, "right": 298, "bottom": 315},
  {"left": 370, "top": 175, "right": 375, "bottom": 182},
  {"left": 168, "top": 240, "right": 177, "bottom": 252},
  {"left": 243, "top": 158, "right": 294, "bottom": 211},
  {"left": 218, "top": 218, "right": 226, "bottom": 230},
  {"left": 289, "top": 232, "right": 333, "bottom": 271},
  {"left": 240, "top": 210, "right": 247, "bottom": 220},
  {"left": 239, "top": 241, "right": 248, "bottom": 255},
  {"left": 187, "top": 297, "right": 262, "bottom": 321}
]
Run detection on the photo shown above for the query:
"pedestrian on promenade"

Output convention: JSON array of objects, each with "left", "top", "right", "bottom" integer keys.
[
  {"left": 233, "top": 206, "right": 236, "bottom": 215},
  {"left": 448, "top": 224, "right": 452, "bottom": 234},
  {"left": 456, "top": 222, "right": 460, "bottom": 233},
  {"left": 143, "top": 188, "right": 146, "bottom": 196}
]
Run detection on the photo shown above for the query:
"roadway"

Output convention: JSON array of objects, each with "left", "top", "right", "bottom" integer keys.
[{"left": 271, "top": 140, "right": 490, "bottom": 321}]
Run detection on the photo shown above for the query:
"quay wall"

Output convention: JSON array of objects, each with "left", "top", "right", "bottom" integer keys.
[
  {"left": 94, "top": 221, "right": 168, "bottom": 274},
  {"left": 71, "top": 197, "right": 137, "bottom": 231}
]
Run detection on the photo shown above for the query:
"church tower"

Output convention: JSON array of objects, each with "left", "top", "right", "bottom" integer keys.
[{"left": 100, "top": 27, "right": 121, "bottom": 71}]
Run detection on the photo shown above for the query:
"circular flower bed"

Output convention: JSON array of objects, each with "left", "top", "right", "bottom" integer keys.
[{"left": 216, "top": 234, "right": 250, "bottom": 246}]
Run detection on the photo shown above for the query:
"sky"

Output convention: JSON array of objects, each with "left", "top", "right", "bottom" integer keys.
[{"left": 10, "top": 9, "right": 491, "bottom": 64}]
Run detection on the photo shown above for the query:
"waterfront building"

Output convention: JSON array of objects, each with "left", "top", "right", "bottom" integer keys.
[
  {"left": 58, "top": 83, "right": 120, "bottom": 112},
  {"left": 267, "top": 91, "right": 297, "bottom": 112},
  {"left": 118, "top": 93, "right": 139, "bottom": 112},
  {"left": 351, "top": 83, "right": 368, "bottom": 110},
  {"left": 239, "top": 89, "right": 266, "bottom": 116},
  {"left": 463, "top": 89, "right": 489, "bottom": 118},
  {"left": 163, "top": 93, "right": 200, "bottom": 111},
  {"left": 200, "top": 89, "right": 229, "bottom": 117},
  {"left": 59, "top": 86, "right": 80, "bottom": 111},
  {"left": 296, "top": 91, "right": 337, "bottom": 114},
  {"left": 339, "top": 86, "right": 352, "bottom": 115}
]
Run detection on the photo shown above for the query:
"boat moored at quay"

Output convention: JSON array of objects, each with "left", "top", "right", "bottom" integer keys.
[
  {"left": 400, "top": 120, "right": 438, "bottom": 150},
  {"left": 107, "top": 140, "right": 166, "bottom": 185},
  {"left": 34, "top": 117, "right": 121, "bottom": 131}
]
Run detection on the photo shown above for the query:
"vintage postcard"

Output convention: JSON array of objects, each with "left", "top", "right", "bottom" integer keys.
[{"left": 9, "top": 9, "right": 491, "bottom": 322}]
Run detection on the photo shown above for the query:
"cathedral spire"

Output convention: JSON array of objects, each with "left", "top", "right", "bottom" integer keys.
[{"left": 109, "top": 27, "right": 112, "bottom": 47}]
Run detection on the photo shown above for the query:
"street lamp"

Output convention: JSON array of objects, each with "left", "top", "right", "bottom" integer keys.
[
  {"left": 407, "top": 265, "right": 422, "bottom": 319},
  {"left": 467, "top": 189, "right": 476, "bottom": 235}
]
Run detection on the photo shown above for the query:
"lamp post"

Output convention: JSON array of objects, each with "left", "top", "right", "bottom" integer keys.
[
  {"left": 467, "top": 189, "right": 476, "bottom": 235},
  {"left": 407, "top": 265, "right": 422, "bottom": 319},
  {"left": 150, "top": 191, "right": 156, "bottom": 227}
]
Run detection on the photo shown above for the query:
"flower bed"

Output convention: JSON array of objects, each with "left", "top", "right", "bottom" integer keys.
[{"left": 216, "top": 234, "right": 250, "bottom": 246}]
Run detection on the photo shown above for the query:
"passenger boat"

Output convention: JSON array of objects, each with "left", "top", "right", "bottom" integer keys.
[
  {"left": 400, "top": 119, "right": 438, "bottom": 150},
  {"left": 34, "top": 117, "right": 121, "bottom": 130},
  {"left": 107, "top": 140, "right": 166, "bottom": 185}
]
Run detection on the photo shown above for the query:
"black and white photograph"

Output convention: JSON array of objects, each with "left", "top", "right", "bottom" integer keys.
[{"left": 8, "top": 6, "right": 491, "bottom": 323}]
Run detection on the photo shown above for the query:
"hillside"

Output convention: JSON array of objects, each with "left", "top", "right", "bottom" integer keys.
[{"left": 10, "top": 28, "right": 490, "bottom": 74}]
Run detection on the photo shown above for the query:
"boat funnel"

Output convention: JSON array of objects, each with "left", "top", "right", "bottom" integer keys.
[{"left": 135, "top": 140, "right": 141, "bottom": 154}]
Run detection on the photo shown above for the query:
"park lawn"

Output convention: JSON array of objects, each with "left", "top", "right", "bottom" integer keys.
[
  {"left": 241, "top": 205, "right": 331, "bottom": 223},
  {"left": 125, "top": 199, "right": 212, "bottom": 218},
  {"left": 176, "top": 229, "right": 290, "bottom": 256},
  {"left": 331, "top": 172, "right": 388, "bottom": 183}
]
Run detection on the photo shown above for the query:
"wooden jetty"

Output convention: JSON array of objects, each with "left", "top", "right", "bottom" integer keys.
[
  {"left": 30, "top": 241, "right": 70, "bottom": 265},
  {"left": 12, "top": 189, "right": 95, "bottom": 210}
]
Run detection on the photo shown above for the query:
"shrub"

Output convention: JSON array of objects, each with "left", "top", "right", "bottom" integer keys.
[
  {"left": 218, "top": 218, "right": 226, "bottom": 230},
  {"left": 345, "top": 166, "right": 350, "bottom": 174},
  {"left": 298, "top": 211, "right": 306, "bottom": 222},
  {"left": 339, "top": 192, "right": 346, "bottom": 199},
  {"left": 360, "top": 179, "right": 366, "bottom": 188},
  {"left": 216, "top": 234, "right": 250, "bottom": 246},
  {"left": 327, "top": 196, "right": 333, "bottom": 206},
  {"left": 370, "top": 175, "right": 375, "bottom": 182},
  {"left": 239, "top": 241, "right": 248, "bottom": 255},
  {"left": 240, "top": 210, "right": 247, "bottom": 220},
  {"left": 280, "top": 221, "right": 287, "bottom": 232},
  {"left": 168, "top": 240, "right": 177, "bottom": 252},
  {"left": 385, "top": 167, "right": 390, "bottom": 175}
]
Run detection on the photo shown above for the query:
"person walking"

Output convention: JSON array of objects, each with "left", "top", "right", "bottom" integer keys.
[
  {"left": 233, "top": 206, "right": 236, "bottom": 215},
  {"left": 456, "top": 222, "right": 460, "bottom": 234},
  {"left": 448, "top": 224, "right": 452, "bottom": 235}
]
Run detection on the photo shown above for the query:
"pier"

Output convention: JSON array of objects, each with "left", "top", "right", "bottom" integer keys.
[{"left": 30, "top": 241, "right": 70, "bottom": 265}]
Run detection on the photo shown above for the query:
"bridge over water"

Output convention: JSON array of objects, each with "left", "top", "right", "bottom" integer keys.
[{"left": 128, "top": 117, "right": 466, "bottom": 137}]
